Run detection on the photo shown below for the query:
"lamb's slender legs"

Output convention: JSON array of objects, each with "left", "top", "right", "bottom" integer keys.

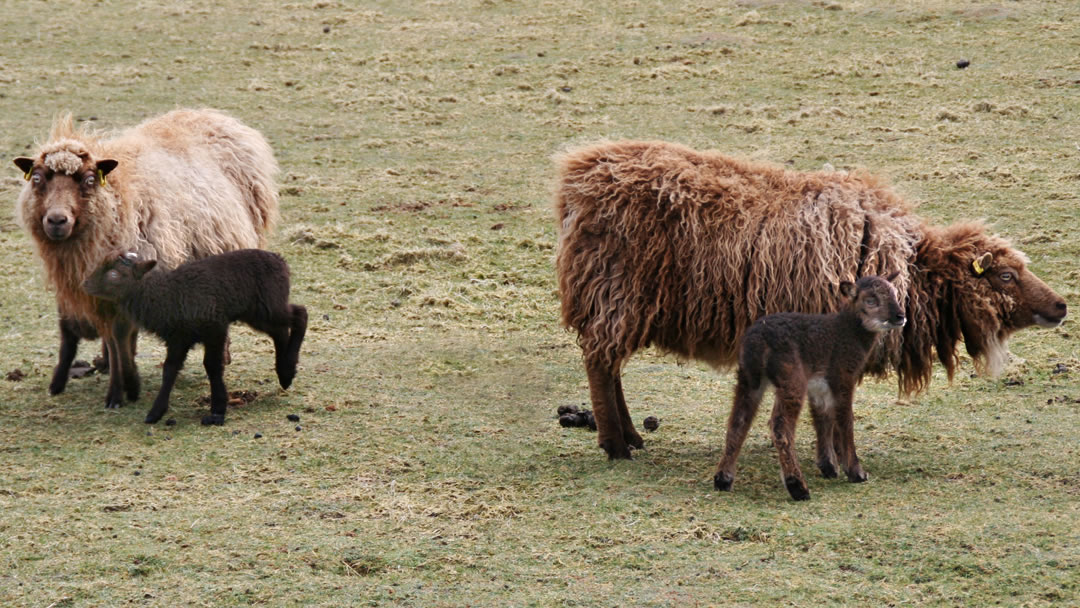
[
  {"left": 201, "top": 333, "right": 229, "bottom": 426},
  {"left": 278, "top": 304, "right": 307, "bottom": 389},
  {"left": 831, "top": 385, "right": 867, "bottom": 483},
  {"left": 144, "top": 340, "right": 191, "bottom": 424},
  {"left": 808, "top": 398, "right": 839, "bottom": 479},
  {"left": 121, "top": 325, "right": 140, "bottom": 402},
  {"left": 771, "top": 383, "right": 810, "bottom": 501},
  {"left": 584, "top": 358, "right": 632, "bottom": 460},
  {"left": 50, "top": 317, "right": 86, "bottom": 396},
  {"left": 613, "top": 374, "right": 644, "bottom": 450},
  {"left": 714, "top": 372, "right": 766, "bottom": 491}
]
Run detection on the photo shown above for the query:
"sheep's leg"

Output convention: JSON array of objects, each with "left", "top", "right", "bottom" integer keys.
[
  {"left": 201, "top": 333, "right": 229, "bottom": 426},
  {"left": 103, "top": 326, "right": 126, "bottom": 409},
  {"left": 115, "top": 318, "right": 141, "bottom": 403},
  {"left": 714, "top": 370, "right": 766, "bottom": 491},
  {"left": 808, "top": 393, "right": 839, "bottom": 479},
  {"left": 49, "top": 317, "right": 83, "bottom": 396},
  {"left": 613, "top": 374, "right": 644, "bottom": 450},
  {"left": 584, "top": 359, "right": 631, "bottom": 460},
  {"left": 832, "top": 388, "right": 867, "bottom": 483},
  {"left": 278, "top": 304, "right": 307, "bottom": 389},
  {"left": 145, "top": 341, "right": 190, "bottom": 424},
  {"left": 770, "top": 384, "right": 810, "bottom": 501}
]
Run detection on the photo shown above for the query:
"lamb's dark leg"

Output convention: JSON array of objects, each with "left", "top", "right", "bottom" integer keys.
[
  {"left": 714, "top": 369, "right": 766, "bottom": 491},
  {"left": 278, "top": 304, "right": 307, "bottom": 389},
  {"left": 49, "top": 317, "right": 83, "bottom": 396},
  {"left": 613, "top": 374, "right": 644, "bottom": 450},
  {"left": 145, "top": 340, "right": 191, "bottom": 424},
  {"left": 120, "top": 323, "right": 141, "bottom": 402},
  {"left": 584, "top": 358, "right": 631, "bottom": 460},
  {"left": 770, "top": 381, "right": 810, "bottom": 501},
  {"left": 103, "top": 325, "right": 126, "bottom": 409},
  {"left": 832, "top": 386, "right": 867, "bottom": 483},
  {"left": 201, "top": 332, "right": 229, "bottom": 426},
  {"left": 808, "top": 395, "right": 839, "bottom": 479}
]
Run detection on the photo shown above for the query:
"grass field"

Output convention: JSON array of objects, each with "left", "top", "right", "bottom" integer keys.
[{"left": 1, "top": 1, "right": 1077, "bottom": 606}]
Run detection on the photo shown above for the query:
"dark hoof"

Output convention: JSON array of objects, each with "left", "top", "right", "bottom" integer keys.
[
  {"left": 277, "top": 368, "right": 296, "bottom": 389},
  {"left": 785, "top": 476, "right": 811, "bottom": 501},
  {"left": 600, "top": 439, "right": 632, "bottom": 460},
  {"left": 48, "top": 378, "right": 67, "bottom": 396},
  {"left": 714, "top": 472, "right": 734, "bottom": 492},
  {"left": 625, "top": 432, "right": 645, "bottom": 450},
  {"left": 104, "top": 398, "right": 123, "bottom": 409},
  {"left": 144, "top": 410, "right": 166, "bottom": 424},
  {"left": 201, "top": 414, "right": 226, "bottom": 426},
  {"left": 847, "top": 469, "right": 868, "bottom": 483},
  {"left": 818, "top": 462, "right": 838, "bottom": 479}
]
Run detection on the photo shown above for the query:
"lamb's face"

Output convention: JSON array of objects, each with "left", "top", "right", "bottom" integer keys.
[
  {"left": 850, "top": 274, "right": 906, "bottom": 333},
  {"left": 13, "top": 151, "right": 117, "bottom": 243},
  {"left": 83, "top": 253, "right": 153, "bottom": 302}
]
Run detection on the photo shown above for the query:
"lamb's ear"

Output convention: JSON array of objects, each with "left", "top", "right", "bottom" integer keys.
[
  {"left": 133, "top": 259, "right": 157, "bottom": 279},
  {"left": 839, "top": 281, "right": 857, "bottom": 299},
  {"left": 972, "top": 252, "right": 992, "bottom": 276},
  {"left": 13, "top": 157, "right": 35, "bottom": 178},
  {"left": 884, "top": 270, "right": 901, "bottom": 283}
]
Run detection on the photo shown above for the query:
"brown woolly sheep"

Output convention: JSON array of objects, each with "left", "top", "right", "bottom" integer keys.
[
  {"left": 714, "top": 274, "right": 906, "bottom": 501},
  {"left": 14, "top": 109, "right": 279, "bottom": 409},
  {"left": 555, "top": 140, "right": 1067, "bottom": 460}
]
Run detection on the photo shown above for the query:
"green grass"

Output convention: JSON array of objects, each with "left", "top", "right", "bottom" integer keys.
[{"left": 1, "top": 1, "right": 1078, "bottom": 606}]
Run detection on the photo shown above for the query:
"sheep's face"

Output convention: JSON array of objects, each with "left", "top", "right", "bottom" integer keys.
[
  {"left": 968, "top": 250, "right": 1067, "bottom": 332},
  {"left": 83, "top": 253, "right": 156, "bottom": 302},
  {"left": 840, "top": 273, "right": 906, "bottom": 333},
  {"left": 13, "top": 152, "right": 118, "bottom": 243}
]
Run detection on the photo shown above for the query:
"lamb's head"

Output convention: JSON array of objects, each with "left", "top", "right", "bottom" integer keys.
[
  {"left": 839, "top": 272, "right": 906, "bottom": 333},
  {"left": 13, "top": 141, "right": 117, "bottom": 243},
  {"left": 83, "top": 252, "right": 157, "bottom": 302}
]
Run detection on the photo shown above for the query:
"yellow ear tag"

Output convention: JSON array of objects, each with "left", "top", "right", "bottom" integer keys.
[
  {"left": 972, "top": 259, "right": 985, "bottom": 276},
  {"left": 23, "top": 171, "right": 31, "bottom": 181},
  {"left": 97, "top": 169, "right": 107, "bottom": 188}
]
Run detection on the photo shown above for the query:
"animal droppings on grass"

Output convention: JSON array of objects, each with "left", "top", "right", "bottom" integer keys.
[
  {"left": 5, "top": 369, "right": 24, "bottom": 382},
  {"left": 165, "top": 419, "right": 176, "bottom": 426},
  {"left": 69, "top": 360, "right": 96, "bottom": 379},
  {"left": 254, "top": 433, "right": 263, "bottom": 439},
  {"left": 287, "top": 414, "right": 301, "bottom": 422},
  {"left": 643, "top": 416, "right": 659, "bottom": 432},
  {"left": 957, "top": 59, "right": 970, "bottom": 69},
  {"left": 295, "top": 426, "right": 302, "bottom": 431}
]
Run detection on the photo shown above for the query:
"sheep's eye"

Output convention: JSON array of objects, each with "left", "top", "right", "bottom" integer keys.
[
  {"left": 31, "top": 173, "right": 42, "bottom": 185},
  {"left": 105, "top": 269, "right": 121, "bottom": 281},
  {"left": 865, "top": 296, "right": 879, "bottom": 306},
  {"left": 999, "top": 271, "right": 1013, "bottom": 282},
  {"left": 82, "top": 174, "right": 96, "bottom": 188}
]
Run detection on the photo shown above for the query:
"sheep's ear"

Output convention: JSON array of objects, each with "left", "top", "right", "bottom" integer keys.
[
  {"left": 884, "top": 270, "right": 901, "bottom": 283},
  {"left": 96, "top": 159, "right": 118, "bottom": 176},
  {"left": 972, "top": 252, "right": 992, "bottom": 276},
  {"left": 839, "top": 281, "right": 857, "bottom": 299},
  {"left": 133, "top": 259, "right": 157, "bottom": 279},
  {"left": 13, "top": 157, "right": 35, "bottom": 178}
]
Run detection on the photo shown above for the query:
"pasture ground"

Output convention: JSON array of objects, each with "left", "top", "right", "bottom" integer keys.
[{"left": 0, "top": 1, "right": 1077, "bottom": 606}]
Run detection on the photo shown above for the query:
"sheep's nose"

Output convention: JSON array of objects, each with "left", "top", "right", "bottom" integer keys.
[
  {"left": 893, "top": 313, "right": 907, "bottom": 326},
  {"left": 46, "top": 213, "right": 68, "bottom": 227},
  {"left": 1056, "top": 301, "right": 1067, "bottom": 314}
]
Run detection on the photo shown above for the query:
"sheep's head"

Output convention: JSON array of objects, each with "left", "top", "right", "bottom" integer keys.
[
  {"left": 839, "top": 272, "right": 906, "bottom": 333},
  {"left": 14, "top": 143, "right": 118, "bottom": 243},
  {"left": 83, "top": 252, "right": 157, "bottom": 302}
]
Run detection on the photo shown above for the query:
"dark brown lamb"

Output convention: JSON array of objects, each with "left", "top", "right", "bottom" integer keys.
[
  {"left": 714, "top": 274, "right": 906, "bottom": 501},
  {"left": 555, "top": 140, "right": 1067, "bottom": 460},
  {"left": 83, "top": 249, "right": 307, "bottom": 426}
]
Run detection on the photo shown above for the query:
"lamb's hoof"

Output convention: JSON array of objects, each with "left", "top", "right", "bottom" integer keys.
[
  {"left": 785, "top": 476, "right": 811, "bottom": 501},
  {"left": 201, "top": 414, "right": 226, "bottom": 426},
  {"left": 818, "top": 462, "right": 839, "bottom": 479},
  {"left": 600, "top": 439, "right": 632, "bottom": 460},
  {"left": 277, "top": 369, "right": 296, "bottom": 390},
  {"left": 846, "top": 468, "right": 868, "bottom": 483},
  {"left": 625, "top": 431, "right": 645, "bottom": 450},
  {"left": 104, "top": 398, "right": 123, "bottom": 409},
  {"left": 144, "top": 410, "right": 166, "bottom": 424},
  {"left": 48, "top": 377, "right": 68, "bottom": 396},
  {"left": 714, "top": 472, "right": 734, "bottom": 492}
]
